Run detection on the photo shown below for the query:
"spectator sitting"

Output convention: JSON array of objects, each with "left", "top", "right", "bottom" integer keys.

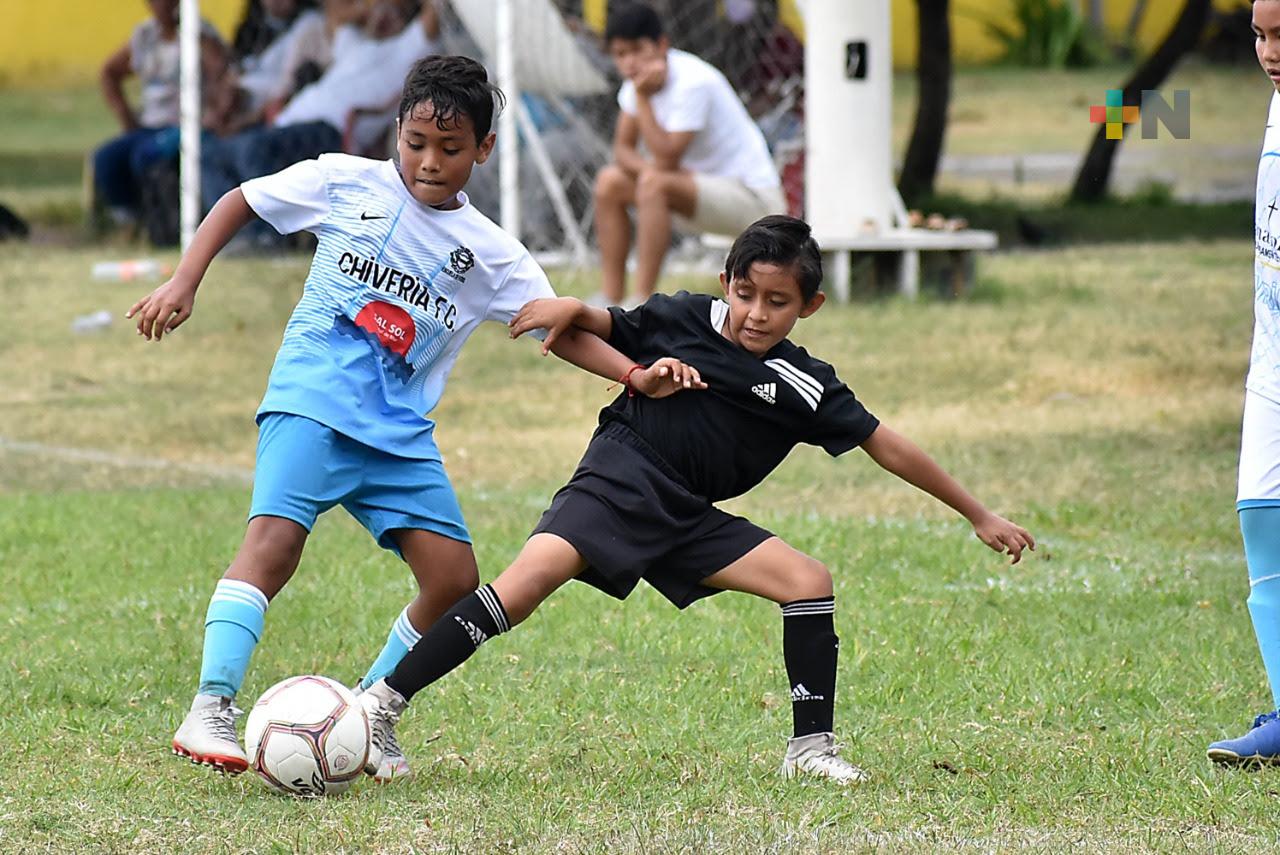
[
  {"left": 201, "top": 0, "right": 441, "bottom": 214},
  {"left": 593, "top": 2, "right": 785, "bottom": 307},
  {"left": 211, "top": 0, "right": 364, "bottom": 137},
  {"left": 94, "top": 0, "right": 228, "bottom": 227},
  {"left": 231, "top": 0, "right": 319, "bottom": 122},
  {"left": 231, "top": 0, "right": 312, "bottom": 62}
]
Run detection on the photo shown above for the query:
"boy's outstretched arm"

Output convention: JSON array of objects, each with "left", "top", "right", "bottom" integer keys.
[
  {"left": 861, "top": 424, "right": 1035, "bottom": 564},
  {"left": 126, "top": 189, "right": 256, "bottom": 341},
  {"left": 509, "top": 297, "right": 706, "bottom": 397},
  {"left": 509, "top": 296, "right": 612, "bottom": 350}
]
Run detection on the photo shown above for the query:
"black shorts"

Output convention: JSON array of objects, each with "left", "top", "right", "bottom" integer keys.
[{"left": 532, "top": 422, "right": 774, "bottom": 609}]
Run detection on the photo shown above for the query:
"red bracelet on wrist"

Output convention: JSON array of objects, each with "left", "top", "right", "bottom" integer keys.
[{"left": 619, "top": 363, "right": 645, "bottom": 397}]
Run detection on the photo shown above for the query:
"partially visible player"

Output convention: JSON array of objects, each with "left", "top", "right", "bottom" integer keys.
[
  {"left": 1207, "top": 0, "right": 1280, "bottom": 765},
  {"left": 357, "top": 215, "right": 1034, "bottom": 784},
  {"left": 128, "top": 56, "right": 685, "bottom": 782}
]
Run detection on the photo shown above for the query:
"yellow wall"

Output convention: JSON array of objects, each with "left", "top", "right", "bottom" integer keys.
[
  {"left": 0, "top": 0, "right": 244, "bottom": 84},
  {"left": 0, "top": 0, "right": 1254, "bottom": 83},
  {"left": 890, "top": 0, "right": 1249, "bottom": 67}
]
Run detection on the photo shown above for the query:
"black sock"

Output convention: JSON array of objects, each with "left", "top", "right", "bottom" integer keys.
[
  {"left": 385, "top": 584, "right": 510, "bottom": 702},
  {"left": 781, "top": 596, "right": 838, "bottom": 738}
]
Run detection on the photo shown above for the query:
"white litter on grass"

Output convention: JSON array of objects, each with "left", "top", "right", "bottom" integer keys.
[{"left": 0, "top": 436, "right": 252, "bottom": 485}]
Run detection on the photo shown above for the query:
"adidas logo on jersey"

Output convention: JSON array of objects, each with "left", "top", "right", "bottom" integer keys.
[
  {"left": 791, "top": 683, "right": 824, "bottom": 702},
  {"left": 751, "top": 382, "right": 776, "bottom": 404},
  {"left": 455, "top": 615, "right": 488, "bottom": 648}
]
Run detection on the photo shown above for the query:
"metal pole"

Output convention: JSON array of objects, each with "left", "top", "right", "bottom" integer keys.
[
  {"left": 179, "top": 0, "right": 201, "bottom": 250},
  {"left": 496, "top": 0, "right": 520, "bottom": 239}
]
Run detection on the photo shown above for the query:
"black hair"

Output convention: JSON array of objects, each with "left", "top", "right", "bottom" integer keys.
[
  {"left": 604, "top": 2, "right": 665, "bottom": 43},
  {"left": 398, "top": 55, "right": 506, "bottom": 144},
  {"left": 724, "top": 215, "right": 824, "bottom": 301}
]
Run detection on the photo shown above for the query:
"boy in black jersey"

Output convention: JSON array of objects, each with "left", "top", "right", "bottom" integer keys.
[{"left": 358, "top": 215, "right": 1035, "bottom": 783}]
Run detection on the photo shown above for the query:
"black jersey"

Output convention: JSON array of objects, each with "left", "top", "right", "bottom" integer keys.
[{"left": 600, "top": 292, "right": 879, "bottom": 502}]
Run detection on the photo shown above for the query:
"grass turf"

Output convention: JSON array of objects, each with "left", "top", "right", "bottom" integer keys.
[{"left": 1, "top": 239, "right": 1278, "bottom": 851}]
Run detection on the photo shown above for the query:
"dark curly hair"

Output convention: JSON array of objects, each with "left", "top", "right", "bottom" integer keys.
[
  {"left": 604, "top": 2, "right": 664, "bottom": 43},
  {"left": 398, "top": 55, "right": 506, "bottom": 144},
  {"left": 724, "top": 215, "right": 824, "bottom": 301}
]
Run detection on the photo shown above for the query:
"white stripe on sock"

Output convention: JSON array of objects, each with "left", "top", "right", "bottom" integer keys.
[
  {"left": 392, "top": 609, "right": 421, "bottom": 647},
  {"left": 215, "top": 579, "right": 268, "bottom": 611},
  {"left": 211, "top": 589, "right": 268, "bottom": 613},
  {"left": 1252, "top": 572, "right": 1280, "bottom": 587},
  {"left": 211, "top": 593, "right": 264, "bottom": 612},
  {"left": 781, "top": 600, "right": 835, "bottom": 616},
  {"left": 476, "top": 585, "right": 508, "bottom": 633}
]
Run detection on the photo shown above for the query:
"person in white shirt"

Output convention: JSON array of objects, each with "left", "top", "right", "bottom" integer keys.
[{"left": 594, "top": 2, "right": 785, "bottom": 306}]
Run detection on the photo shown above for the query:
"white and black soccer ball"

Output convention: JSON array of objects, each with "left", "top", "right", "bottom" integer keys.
[{"left": 245, "top": 675, "right": 369, "bottom": 797}]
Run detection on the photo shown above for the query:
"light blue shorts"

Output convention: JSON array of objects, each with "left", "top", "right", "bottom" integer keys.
[{"left": 249, "top": 412, "right": 470, "bottom": 556}]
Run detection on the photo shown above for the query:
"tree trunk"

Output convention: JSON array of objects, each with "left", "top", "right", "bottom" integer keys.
[
  {"left": 1069, "top": 0, "right": 1211, "bottom": 202},
  {"left": 1087, "top": 0, "right": 1104, "bottom": 30},
  {"left": 898, "top": 0, "right": 952, "bottom": 205}
]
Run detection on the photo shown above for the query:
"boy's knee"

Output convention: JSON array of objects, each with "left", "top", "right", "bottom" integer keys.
[
  {"left": 788, "top": 556, "right": 833, "bottom": 601},
  {"left": 594, "top": 165, "right": 631, "bottom": 203},
  {"left": 634, "top": 168, "right": 670, "bottom": 206},
  {"left": 428, "top": 562, "right": 480, "bottom": 600},
  {"left": 236, "top": 517, "right": 307, "bottom": 583}
]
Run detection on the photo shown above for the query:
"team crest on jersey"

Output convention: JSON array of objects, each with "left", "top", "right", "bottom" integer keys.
[{"left": 445, "top": 245, "right": 475, "bottom": 280}]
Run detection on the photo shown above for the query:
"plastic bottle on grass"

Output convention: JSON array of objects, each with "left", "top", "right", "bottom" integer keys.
[
  {"left": 71, "top": 310, "right": 113, "bottom": 334},
  {"left": 92, "top": 259, "right": 169, "bottom": 282}
]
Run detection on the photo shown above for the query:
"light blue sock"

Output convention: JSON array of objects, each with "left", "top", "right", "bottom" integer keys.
[
  {"left": 360, "top": 605, "right": 421, "bottom": 691},
  {"left": 198, "top": 579, "right": 269, "bottom": 699},
  {"left": 1242, "top": 506, "right": 1280, "bottom": 709}
]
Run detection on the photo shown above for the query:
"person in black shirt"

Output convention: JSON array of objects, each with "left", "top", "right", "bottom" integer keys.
[{"left": 358, "top": 215, "right": 1034, "bottom": 784}]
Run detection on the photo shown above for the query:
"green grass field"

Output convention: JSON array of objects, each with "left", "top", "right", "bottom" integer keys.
[{"left": 1, "top": 238, "right": 1277, "bottom": 852}]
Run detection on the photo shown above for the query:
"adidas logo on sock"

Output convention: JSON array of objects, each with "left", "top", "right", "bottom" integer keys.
[
  {"left": 791, "top": 683, "right": 824, "bottom": 702},
  {"left": 455, "top": 615, "right": 488, "bottom": 647},
  {"left": 752, "top": 382, "right": 776, "bottom": 404}
]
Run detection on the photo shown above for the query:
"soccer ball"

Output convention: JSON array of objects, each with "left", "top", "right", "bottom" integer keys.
[{"left": 245, "top": 675, "right": 370, "bottom": 797}]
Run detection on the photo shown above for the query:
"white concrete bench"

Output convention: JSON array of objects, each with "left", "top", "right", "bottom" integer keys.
[{"left": 822, "top": 228, "right": 998, "bottom": 301}]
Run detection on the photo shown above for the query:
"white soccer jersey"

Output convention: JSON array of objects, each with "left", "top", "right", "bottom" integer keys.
[
  {"left": 1251, "top": 92, "right": 1280, "bottom": 406},
  {"left": 1240, "top": 92, "right": 1280, "bottom": 503},
  {"left": 240, "top": 153, "right": 554, "bottom": 459}
]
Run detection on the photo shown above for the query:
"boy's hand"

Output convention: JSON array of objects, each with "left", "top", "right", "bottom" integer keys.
[
  {"left": 633, "top": 56, "right": 667, "bottom": 96},
  {"left": 509, "top": 297, "right": 584, "bottom": 355},
  {"left": 972, "top": 512, "right": 1035, "bottom": 565},
  {"left": 126, "top": 277, "right": 198, "bottom": 342},
  {"left": 631, "top": 357, "right": 707, "bottom": 399}
]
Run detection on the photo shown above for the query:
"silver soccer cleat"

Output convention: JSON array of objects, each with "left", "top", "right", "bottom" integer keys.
[
  {"left": 779, "top": 732, "right": 869, "bottom": 785},
  {"left": 172, "top": 693, "right": 249, "bottom": 775}
]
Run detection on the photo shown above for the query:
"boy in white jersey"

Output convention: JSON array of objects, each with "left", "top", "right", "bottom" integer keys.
[
  {"left": 1206, "top": 0, "right": 1280, "bottom": 765},
  {"left": 128, "top": 56, "right": 692, "bottom": 781},
  {"left": 593, "top": 2, "right": 785, "bottom": 306}
]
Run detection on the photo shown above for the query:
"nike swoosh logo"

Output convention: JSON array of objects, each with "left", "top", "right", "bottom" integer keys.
[{"left": 361, "top": 212, "right": 386, "bottom": 220}]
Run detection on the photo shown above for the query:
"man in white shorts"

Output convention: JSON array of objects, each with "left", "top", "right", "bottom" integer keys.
[{"left": 593, "top": 2, "right": 785, "bottom": 306}]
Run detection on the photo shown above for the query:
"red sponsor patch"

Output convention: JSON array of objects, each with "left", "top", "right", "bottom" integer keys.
[{"left": 354, "top": 301, "right": 416, "bottom": 357}]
